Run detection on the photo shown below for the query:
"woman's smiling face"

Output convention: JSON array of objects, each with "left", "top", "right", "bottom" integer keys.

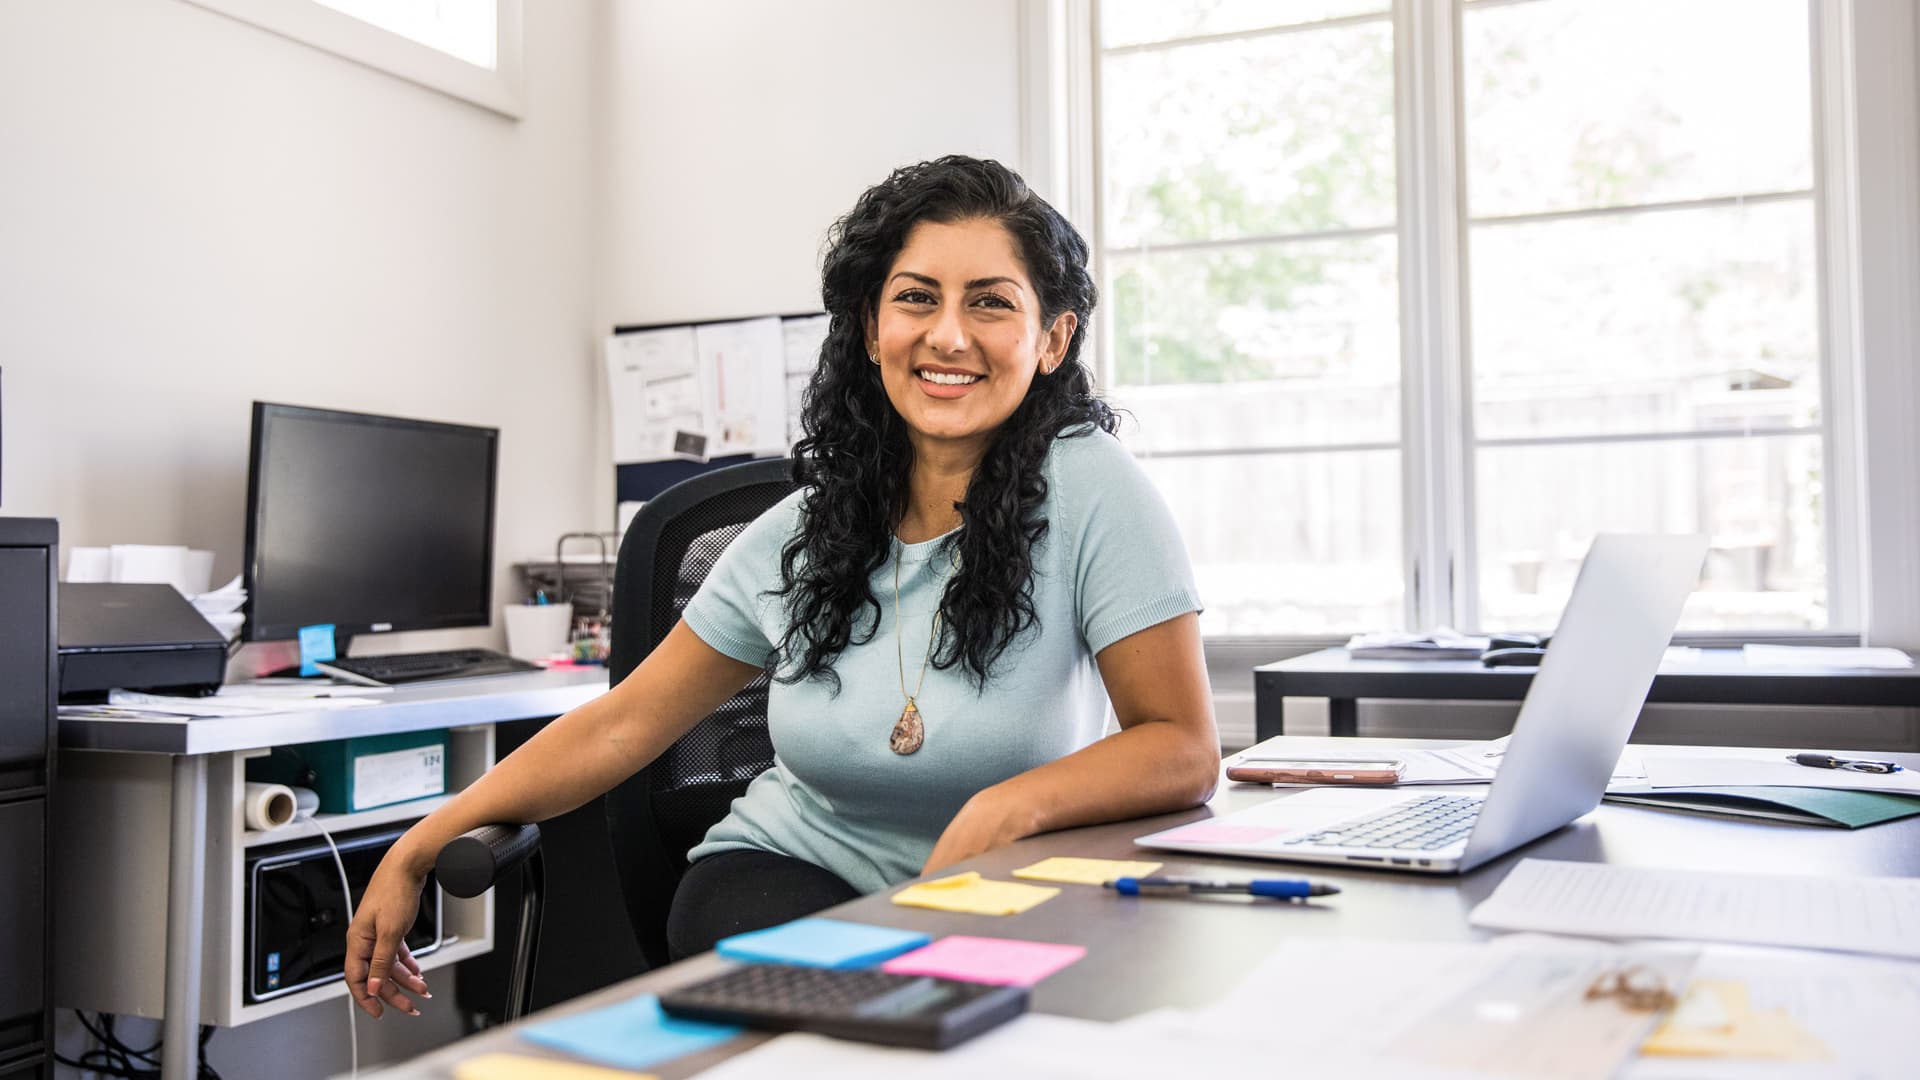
[{"left": 868, "top": 217, "right": 1076, "bottom": 458}]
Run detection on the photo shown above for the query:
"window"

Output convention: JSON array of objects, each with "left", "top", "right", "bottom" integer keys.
[
  {"left": 312, "top": 0, "right": 498, "bottom": 70},
  {"left": 1091, "top": 0, "right": 1839, "bottom": 638},
  {"left": 182, "top": 0, "right": 522, "bottom": 117}
]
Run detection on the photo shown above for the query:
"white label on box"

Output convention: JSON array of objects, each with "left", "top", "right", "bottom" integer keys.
[{"left": 353, "top": 745, "right": 445, "bottom": 811}]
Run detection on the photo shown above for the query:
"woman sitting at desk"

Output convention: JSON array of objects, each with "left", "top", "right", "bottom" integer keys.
[{"left": 345, "top": 155, "right": 1219, "bottom": 1019}]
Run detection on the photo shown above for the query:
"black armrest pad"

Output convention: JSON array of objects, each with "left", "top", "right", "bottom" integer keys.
[{"left": 436, "top": 823, "right": 543, "bottom": 898}]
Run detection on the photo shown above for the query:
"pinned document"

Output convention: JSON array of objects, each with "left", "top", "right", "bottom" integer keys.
[
  {"left": 1012, "top": 856, "right": 1162, "bottom": 886},
  {"left": 890, "top": 872, "right": 1058, "bottom": 916}
]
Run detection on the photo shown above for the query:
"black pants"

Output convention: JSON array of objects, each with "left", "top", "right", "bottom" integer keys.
[{"left": 665, "top": 849, "right": 862, "bottom": 962}]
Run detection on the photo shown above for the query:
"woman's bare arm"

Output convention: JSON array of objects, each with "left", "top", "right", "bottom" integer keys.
[
  {"left": 345, "top": 621, "right": 762, "bottom": 1016},
  {"left": 922, "top": 612, "right": 1217, "bottom": 873}
]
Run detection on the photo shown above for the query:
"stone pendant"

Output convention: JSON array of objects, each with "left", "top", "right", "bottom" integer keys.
[{"left": 889, "top": 700, "right": 924, "bottom": 755}]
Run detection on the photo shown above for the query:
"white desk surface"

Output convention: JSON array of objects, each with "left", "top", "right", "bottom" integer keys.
[{"left": 58, "top": 667, "right": 611, "bottom": 756}]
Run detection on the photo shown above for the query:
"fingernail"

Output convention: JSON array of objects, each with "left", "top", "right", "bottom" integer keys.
[
  {"left": 422, "top": 991, "right": 434, "bottom": 999},
  {"left": 408, "top": 1008, "right": 422, "bottom": 1017},
  {"left": 368, "top": 978, "right": 382, "bottom": 994}
]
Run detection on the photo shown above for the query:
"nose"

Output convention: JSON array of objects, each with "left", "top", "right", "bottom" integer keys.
[{"left": 927, "top": 302, "right": 969, "bottom": 355}]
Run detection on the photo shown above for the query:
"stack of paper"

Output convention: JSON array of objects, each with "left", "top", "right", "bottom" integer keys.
[
  {"left": 191, "top": 574, "right": 248, "bottom": 641},
  {"left": 1346, "top": 628, "right": 1490, "bottom": 660}
]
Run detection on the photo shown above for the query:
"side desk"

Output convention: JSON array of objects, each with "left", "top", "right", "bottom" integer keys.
[
  {"left": 55, "top": 667, "right": 609, "bottom": 1080},
  {"left": 1254, "top": 647, "right": 1920, "bottom": 740},
  {"left": 371, "top": 737, "right": 1920, "bottom": 1079}
]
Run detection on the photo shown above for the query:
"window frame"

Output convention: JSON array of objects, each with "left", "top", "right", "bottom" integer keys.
[
  {"left": 181, "top": 0, "right": 524, "bottom": 119},
  {"left": 1049, "top": 0, "right": 1920, "bottom": 649}
]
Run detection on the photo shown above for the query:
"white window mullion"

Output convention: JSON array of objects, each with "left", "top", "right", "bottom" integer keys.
[
  {"left": 1824, "top": 0, "right": 1920, "bottom": 647},
  {"left": 1394, "top": 0, "right": 1472, "bottom": 631}
]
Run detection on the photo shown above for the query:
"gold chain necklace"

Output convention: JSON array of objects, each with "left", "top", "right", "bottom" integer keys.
[{"left": 889, "top": 539, "right": 944, "bottom": 755}]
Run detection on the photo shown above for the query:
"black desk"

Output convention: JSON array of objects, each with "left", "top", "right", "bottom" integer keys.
[{"left": 1254, "top": 646, "right": 1920, "bottom": 740}]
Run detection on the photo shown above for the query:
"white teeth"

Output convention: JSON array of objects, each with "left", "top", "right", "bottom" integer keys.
[{"left": 918, "top": 370, "right": 982, "bottom": 385}]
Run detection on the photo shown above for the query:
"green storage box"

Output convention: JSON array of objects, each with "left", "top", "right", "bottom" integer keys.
[{"left": 249, "top": 730, "right": 448, "bottom": 814}]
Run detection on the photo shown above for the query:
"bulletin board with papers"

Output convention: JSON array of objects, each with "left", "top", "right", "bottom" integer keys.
[{"left": 606, "top": 312, "right": 830, "bottom": 505}]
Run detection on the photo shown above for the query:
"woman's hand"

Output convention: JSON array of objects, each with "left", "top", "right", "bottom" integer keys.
[
  {"left": 922, "top": 788, "right": 1036, "bottom": 875},
  {"left": 343, "top": 849, "right": 434, "bottom": 1018}
]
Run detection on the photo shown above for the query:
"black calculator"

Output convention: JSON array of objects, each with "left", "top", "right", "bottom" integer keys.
[{"left": 657, "top": 963, "right": 1028, "bottom": 1050}]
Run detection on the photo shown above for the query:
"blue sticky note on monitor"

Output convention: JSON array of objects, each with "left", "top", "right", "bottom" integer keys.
[
  {"left": 716, "top": 917, "right": 931, "bottom": 969},
  {"left": 297, "top": 624, "right": 335, "bottom": 677},
  {"left": 521, "top": 994, "right": 739, "bottom": 1071}
]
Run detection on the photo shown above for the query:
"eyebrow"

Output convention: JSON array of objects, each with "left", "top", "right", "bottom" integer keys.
[{"left": 889, "top": 271, "right": 1026, "bottom": 293}]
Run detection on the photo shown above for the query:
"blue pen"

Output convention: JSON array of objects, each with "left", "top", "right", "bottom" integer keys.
[{"left": 1107, "top": 875, "right": 1340, "bottom": 900}]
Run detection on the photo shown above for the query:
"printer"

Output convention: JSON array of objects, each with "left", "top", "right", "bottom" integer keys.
[{"left": 58, "top": 582, "right": 227, "bottom": 701}]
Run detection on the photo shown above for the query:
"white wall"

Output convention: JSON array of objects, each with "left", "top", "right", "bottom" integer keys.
[
  {"left": 0, "top": 0, "right": 604, "bottom": 1072},
  {"left": 0, "top": 0, "right": 605, "bottom": 669},
  {"left": 599, "top": 0, "right": 1027, "bottom": 327}
]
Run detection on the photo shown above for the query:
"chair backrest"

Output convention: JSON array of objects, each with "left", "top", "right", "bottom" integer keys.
[{"left": 603, "top": 457, "right": 795, "bottom": 969}]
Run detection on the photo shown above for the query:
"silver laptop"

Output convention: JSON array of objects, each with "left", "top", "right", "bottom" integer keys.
[{"left": 1137, "top": 534, "right": 1709, "bottom": 874}]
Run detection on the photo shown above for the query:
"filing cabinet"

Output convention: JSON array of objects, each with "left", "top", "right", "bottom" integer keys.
[{"left": 0, "top": 518, "right": 55, "bottom": 1079}]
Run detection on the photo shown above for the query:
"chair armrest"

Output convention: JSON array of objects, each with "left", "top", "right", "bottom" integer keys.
[{"left": 436, "top": 823, "right": 543, "bottom": 898}]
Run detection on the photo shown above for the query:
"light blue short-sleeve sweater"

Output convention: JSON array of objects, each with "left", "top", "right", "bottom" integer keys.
[{"left": 679, "top": 428, "right": 1200, "bottom": 893}]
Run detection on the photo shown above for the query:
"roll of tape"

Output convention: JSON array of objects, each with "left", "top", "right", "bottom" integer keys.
[
  {"left": 290, "top": 786, "right": 320, "bottom": 820},
  {"left": 244, "top": 781, "right": 298, "bottom": 831}
]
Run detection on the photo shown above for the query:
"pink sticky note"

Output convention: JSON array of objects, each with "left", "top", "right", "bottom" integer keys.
[
  {"left": 880, "top": 936, "right": 1086, "bottom": 987},
  {"left": 1158, "top": 823, "right": 1286, "bottom": 845}
]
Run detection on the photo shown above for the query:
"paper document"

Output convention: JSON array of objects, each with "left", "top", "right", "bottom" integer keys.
[
  {"left": 1470, "top": 859, "right": 1920, "bottom": 959},
  {"left": 781, "top": 313, "right": 830, "bottom": 445},
  {"left": 693, "top": 1014, "right": 1204, "bottom": 1080},
  {"left": 1742, "top": 643, "right": 1914, "bottom": 669},
  {"left": 1134, "top": 936, "right": 1690, "bottom": 1080},
  {"left": 696, "top": 317, "right": 788, "bottom": 456},
  {"left": 1639, "top": 753, "right": 1920, "bottom": 795},
  {"left": 605, "top": 326, "right": 704, "bottom": 464},
  {"left": 1346, "top": 627, "right": 1489, "bottom": 659}
]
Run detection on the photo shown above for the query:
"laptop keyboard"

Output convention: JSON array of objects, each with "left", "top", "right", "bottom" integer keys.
[{"left": 1286, "top": 793, "right": 1483, "bottom": 851}]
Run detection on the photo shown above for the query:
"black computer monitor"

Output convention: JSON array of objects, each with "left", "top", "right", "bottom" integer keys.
[{"left": 243, "top": 402, "right": 499, "bottom": 647}]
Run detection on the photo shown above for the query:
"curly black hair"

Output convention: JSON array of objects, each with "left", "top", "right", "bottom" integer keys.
[{"left": 770, "top": 155, "right": 1118, "bottom": 692}]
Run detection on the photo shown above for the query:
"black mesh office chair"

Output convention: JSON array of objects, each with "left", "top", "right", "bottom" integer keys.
[{"left": 436, "top": 458, "right": 794, "bottom": 1019}]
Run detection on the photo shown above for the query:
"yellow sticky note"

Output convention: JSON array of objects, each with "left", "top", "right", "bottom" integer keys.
[
  {"left": 1012, "top": 856, "right": 1163, "bottom": 886},
  {"left": 1640, "top": 982, "right": 1828, "bottom": 1062},
  {"left": 891, "top": 871, "right": 1059, "bottom": 915},
  {"left": 454, "top": 1052, "right": 658, "bottom": 1080}
]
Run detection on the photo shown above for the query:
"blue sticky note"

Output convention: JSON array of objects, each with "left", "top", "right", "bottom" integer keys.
[
  {"left": 521, "top": 994, "right": 739, "bottom": 1071},
  {"left": 297, "top": 623, "right": 336, "bottom": 677},
  {"left": 716, "top": 917, "right": 932, "bottom": 969}
]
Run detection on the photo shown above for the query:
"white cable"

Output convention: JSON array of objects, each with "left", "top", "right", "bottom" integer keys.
[{"left": 312, "top": 820, "right": 359, "bottom": 1080}]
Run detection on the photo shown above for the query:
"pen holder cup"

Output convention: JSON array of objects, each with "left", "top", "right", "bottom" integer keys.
[{"left": 504, "top": 601, "right": 574, "bottom": 662}]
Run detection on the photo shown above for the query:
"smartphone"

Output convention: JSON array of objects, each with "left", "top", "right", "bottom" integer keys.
[{"left": 1225, "top": 758, "right": 1406, "bottom": 785}]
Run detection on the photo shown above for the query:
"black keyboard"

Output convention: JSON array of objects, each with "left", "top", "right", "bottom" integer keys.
[
  {"left": 1285, "top": 793, "right": 1483, "bottom": 851},
  {"left": 658, "top": 963, "right": 1028, "bottom": 1050},
  {"left": 318, "top": 648, "right": 542, "bottom": 685}
]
